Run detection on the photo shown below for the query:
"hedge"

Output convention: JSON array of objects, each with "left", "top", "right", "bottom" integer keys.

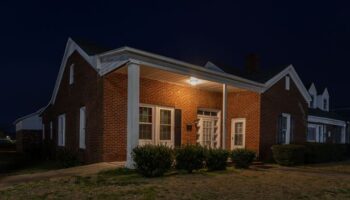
[
  {"left": 175, "top": 145, "right": 205, "bottom": 173},
  {"left": 205, "top": 148, "right": 229, "bottom": 171},
  {"left": 230, "top": 149, "right": 256, "bottom": 168},
  {"left": 132, "top": 145, "right": 173, "bottom": 177},
  {"left": 271, "top": 145, "right": 306, "bottom": 166},
  {"left": 272, "top": 143, "right": 350, "bottom": 166},
  {"left": 304, "top": 143, "right": 348, "bottom": 163}
]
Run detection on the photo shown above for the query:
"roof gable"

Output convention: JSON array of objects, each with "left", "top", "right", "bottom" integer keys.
[{"left": 263, "top": 65, "right": 311, "bottom": 102}]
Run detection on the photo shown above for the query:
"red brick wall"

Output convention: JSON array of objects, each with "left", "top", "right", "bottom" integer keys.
[
  {"left": 16, "top": 130, "right": 42, "bottom": 153},
  {"left": 42, "top": 51, "right": 104, "bottom": 163},
  {"left": 260, "top": 76, "right": 308, "bottom": 160},
  {"left": 102, "top": 70, "right": 223, "bottom": 161},
  {"left": 227, "top": 91, "right": 261, "bottom": 154}
]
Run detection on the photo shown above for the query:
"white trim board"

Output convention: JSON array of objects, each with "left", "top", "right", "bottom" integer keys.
[{"left": 308, "top": 115, "right": 346, "bottom": 127}]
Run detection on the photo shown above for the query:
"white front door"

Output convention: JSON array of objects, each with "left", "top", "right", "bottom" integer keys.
[
  {"left": 231, "top": 118, "right": 246, "bottom": 150},
  {"left": 196, "top": 109, "right": 220, "bottom": 148}
]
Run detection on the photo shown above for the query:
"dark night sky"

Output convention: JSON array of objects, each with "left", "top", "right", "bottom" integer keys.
[{"left": 1, "top": 1, "right": 350, "bottom": 131}]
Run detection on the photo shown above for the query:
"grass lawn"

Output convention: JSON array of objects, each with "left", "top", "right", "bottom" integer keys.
[
  {"left": 0, "top": 151, "right": 61, "bottom": 177},
  {"left": 1, "top": 162, "right": 350, "bottom": 200}
]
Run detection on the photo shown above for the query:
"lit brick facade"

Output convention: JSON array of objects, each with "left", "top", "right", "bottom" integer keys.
[{"left": 41, "top": 51, "right": 308, "bottom": 163}]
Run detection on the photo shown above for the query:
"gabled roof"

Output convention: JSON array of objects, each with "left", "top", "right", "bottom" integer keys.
[{"left": 46, "top": 38, "right": 311, "bottom": 108}]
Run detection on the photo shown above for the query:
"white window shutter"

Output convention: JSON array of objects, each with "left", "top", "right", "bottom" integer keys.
[{"left": 79, "top": 107, "right": 86, "bottom": 149}]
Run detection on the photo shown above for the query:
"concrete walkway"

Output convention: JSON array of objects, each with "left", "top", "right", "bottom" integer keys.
[{"left": 0, "top": 161, "right": 125, "bottom": 190}]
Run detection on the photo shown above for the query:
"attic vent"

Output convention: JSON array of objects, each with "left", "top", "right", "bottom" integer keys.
[{"left": 204, "top": 62, "right": 224, "bottom": 72}]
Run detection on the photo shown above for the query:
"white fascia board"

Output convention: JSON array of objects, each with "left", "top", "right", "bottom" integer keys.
[
  {"left": 50, "top": 38, "right": 98, "bottom": 104},
  {"left": 262, "top": 65, "right": 312, "bottom": 102},
  {"left": 13, "top": 107, "right": 45, "bottom": 125},
  {"left": 308, "top": 115, "right": 346, "bottom": 127},
  {"left": 98, "top": 47, "right": 265, "bottom": 92}
]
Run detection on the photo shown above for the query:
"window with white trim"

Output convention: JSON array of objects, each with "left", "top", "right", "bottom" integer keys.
[
  {"left": 159, "top": 109, "right": 171, "bottom": 140},
  {"left": 323, "top": 99, "right": 328, "bottom": 110},
  {"left": 278, "top": 113, "right": 291, "bottom": 144},
  {"left": 231, "top": 118, "right": 246, "bottom": 149},
  {"left": 69, "top": 64, "right": 74, "bottom": 85},
  {"left": 139, "top": 105, "right": 175, "bottom": 147},
  {"left": 139, "top": 107, "right": 153, "bottom": 140},
  {"left": 285, "top": 76, "right": 290, "bottom": 90},
  {"left": 79, "top": 107, "right": 86, "bottom": 149},
  {"left": 58, "top": 114, "right": 66, "bottom": 146}
]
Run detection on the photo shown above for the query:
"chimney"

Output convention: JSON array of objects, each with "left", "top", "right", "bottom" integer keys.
[{"left": 244, "top": 53, "right": 260, "bottom": 74}]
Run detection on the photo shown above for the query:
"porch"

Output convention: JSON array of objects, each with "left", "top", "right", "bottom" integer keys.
[{"left": 106, "top": 61, "right": 262, "bottom": 168}]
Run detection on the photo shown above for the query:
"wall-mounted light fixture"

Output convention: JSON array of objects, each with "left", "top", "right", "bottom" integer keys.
[{"left": 188, "top": 77, "right": 200, "bottom": 86}]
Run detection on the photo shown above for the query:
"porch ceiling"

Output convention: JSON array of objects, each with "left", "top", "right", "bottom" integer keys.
[{"left": 118, "top": 65, "right": 247, "bottom": 93}]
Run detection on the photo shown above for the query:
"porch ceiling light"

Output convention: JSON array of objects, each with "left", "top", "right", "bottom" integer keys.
[{"left": 188, "top": 77, "right": 200, "bottom": 86}]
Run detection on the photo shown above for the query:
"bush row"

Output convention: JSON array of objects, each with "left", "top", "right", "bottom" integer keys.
[
  {"left": 132, "top": 144, "right": 256, "bottom": 177},
  {"left": 272, "top": 143, "right": 350, "bottom": 166}
]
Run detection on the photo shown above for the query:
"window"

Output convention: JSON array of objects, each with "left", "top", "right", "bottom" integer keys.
[
  {"left": 323, "top": 99, "right": 328, "bottom": 110},
  {"left": 310, "top": 96, "right": 315, "bottom": 108},
  {"left": 42, "top": 124, "right": 45, "bottom": 140},
  {"left": 278, "top": 113, "right": 291, "bottom": 144},
  {"left": 307, "top": 126, "right": 316, "bottom": 142},
  {"left": 160, "top": 109, "right": 171, "bottom": 140},
  {"left": 79, "top": 107, "right": 86, "bottom": 149},
  {"left": 69, "top": 64, "right": 74, "bottom": 85},
  {"left": 50, "top": 121, "right": 53, "bottom": 140},
  {"left": 58, "top": 114, "right": 66, "bottom": 146},
  {"left": 285, "top": 76, "right": 290, "bottom": 90},
  {"left": 231, "top": 119, "right": 246, "bottom": 149},
  {"left": 139, "top": 105, "right": 175, "bottom": 146},
  {"left": 139, "top": 107, "right": 153, "bottom": 140}
]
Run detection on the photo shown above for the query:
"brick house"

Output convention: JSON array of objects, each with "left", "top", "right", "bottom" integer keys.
[{"left": 17, "top": 38, "right": 312, "bottom": 166}]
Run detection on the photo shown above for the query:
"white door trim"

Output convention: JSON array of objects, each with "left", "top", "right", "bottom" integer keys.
[
  {"left": 231, "top": 118, "right": 246, "bottom": 150},
  {"left": 282, "top": 113, "right": 291, "bottom": 144}
]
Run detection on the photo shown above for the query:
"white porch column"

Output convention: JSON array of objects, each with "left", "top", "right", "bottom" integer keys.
[
  {"left": 222, "top": 84, "right": 227, "bottom": 149},
  {"left": 126, "top": 63, "right": 140, "bottom": 168}
]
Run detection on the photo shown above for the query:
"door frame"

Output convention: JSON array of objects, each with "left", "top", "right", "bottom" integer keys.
[{"left": 231, "top": 118, "right": 246, "bottom": 150}]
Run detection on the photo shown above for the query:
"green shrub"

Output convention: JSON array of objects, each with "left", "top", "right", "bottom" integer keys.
[
  {"left": 175, "top": 145, "right": 205, "bottom": 173},
  {"left": 304, "top": 143, "right": 348, "bottom": 163},
  {"left": 56, "top": 148, "right": 80, "bottom": 168},
  {"left": 132, "top": 145, "right": 173, "bottom": 177},
  {"left": 205, "top": 148, "right": 229, "bottom": 171},
  {"left": 230, "top": 149, "right": 256, "bottom": 168},
  {"left": 271, "top": 145, "right": 306, "bottom": 166}
]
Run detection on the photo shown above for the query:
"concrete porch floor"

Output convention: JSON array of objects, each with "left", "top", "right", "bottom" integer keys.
[{"left": 0, "top": 161, "right": 125, "bottom": 190}]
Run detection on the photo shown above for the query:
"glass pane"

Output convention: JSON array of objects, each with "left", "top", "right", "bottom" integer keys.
[
  {"left": 235, "top": 122, "right": 243, "bottom": 134},
  {"left": 139, "top": 107, "right": 152, "bottom": 123},
  {"left": 282, "top": 117, "right": 287, "bottom": 129},
  {"left": 139, "top": 124, "right": 152, "bottom": 139},
  {"left": 234, "top": 134, "right": 243, "bottom": 145},
  {"left": 307, "top": 127, "right": 316, "bottom": 141},
  {"left": 160, "top": 110, "right": 171, "bottom": 124},
  {"left": 160, "top": 125, "right": 171, "bottom": 140}
]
